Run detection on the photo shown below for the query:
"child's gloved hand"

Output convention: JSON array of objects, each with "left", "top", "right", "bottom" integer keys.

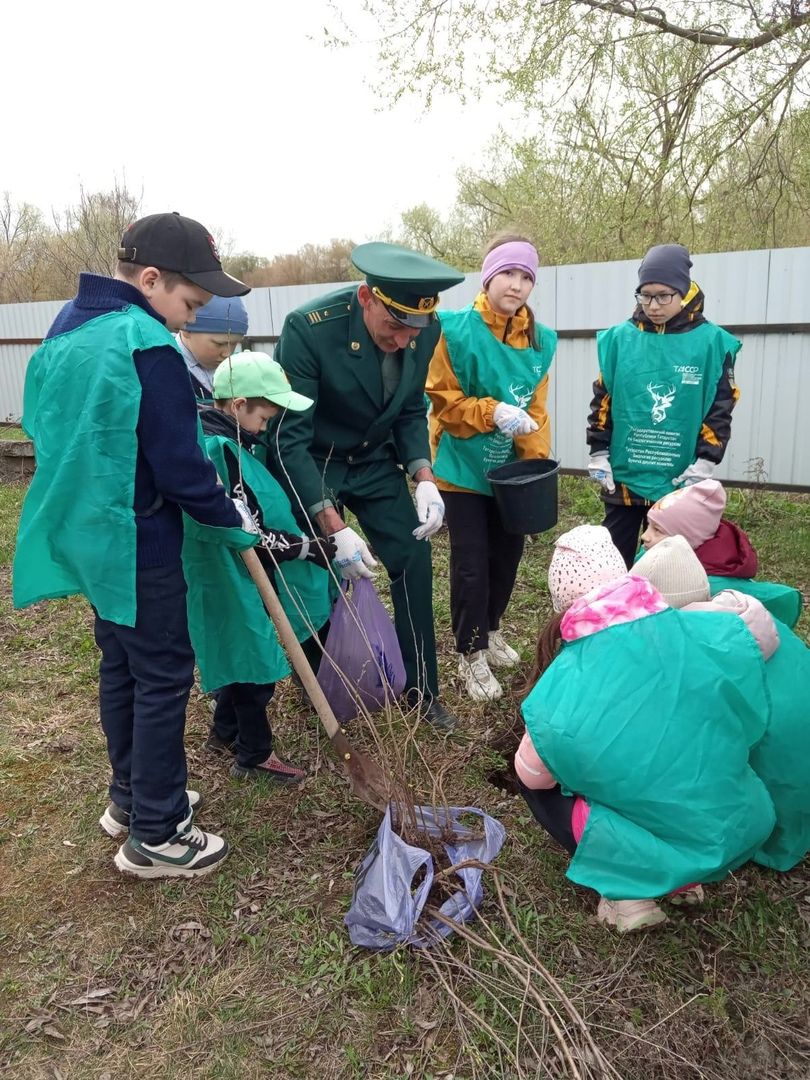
[
  {"left": 672, "top": 459, "right": 716, "bottom": 487},
  {"left": 587, "top": 453, "right": 616, "bottom": 494},
  {"left": 493, "top": 402, "right": 538, "bottom": 437},
  {"left": 301, "top": 534, "right": 338, "bottom": 571}
]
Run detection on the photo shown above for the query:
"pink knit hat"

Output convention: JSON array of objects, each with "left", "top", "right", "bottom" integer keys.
[
  {"left": 548, "top": 525, "right": 628, "bottom": 613},
  {"left": 646, "top": 480, "right": 726, "bottom": 549},
  {"left": 685, "top": 590, "right": 780, "bottom": 660}
]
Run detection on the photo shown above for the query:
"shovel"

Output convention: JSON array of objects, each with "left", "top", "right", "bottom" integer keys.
[{"left": 240, "top": 547, "right": 391, "bottom": 812}]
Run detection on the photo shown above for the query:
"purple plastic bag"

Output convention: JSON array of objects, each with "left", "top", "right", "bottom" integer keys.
[
  {"left": 344, "top": 804, "right": 507, "bottom": 951},
  {"left": 316, "top": 578, "right": 406, "bottom": 722}
]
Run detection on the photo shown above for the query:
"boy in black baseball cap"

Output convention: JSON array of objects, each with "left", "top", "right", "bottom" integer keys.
[
  {"left": 118, "top": 211, "right": 249, "bottom": 298},
  {"left": 13, "top": 212, "right": 254, "bottom": 880}
]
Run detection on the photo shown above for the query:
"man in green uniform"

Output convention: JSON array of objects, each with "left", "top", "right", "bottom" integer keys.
[{"left": 268, "top": 243, "right": 465, "bottom": 731}]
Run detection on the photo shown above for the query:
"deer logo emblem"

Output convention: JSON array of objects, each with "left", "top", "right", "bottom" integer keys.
[
  {"left": 647, "top": 382, "right": 676, "bottom": 424},
  {"left": 508, "top": 382, "right": 532, "bottom": 409}
]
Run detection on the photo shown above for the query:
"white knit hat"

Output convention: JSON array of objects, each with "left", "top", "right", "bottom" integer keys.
[
  {"left": 633, "top": 535, "right": 711, "bottom": 608},
  {"left": 548, "top": 525, "right": 627, "bottom": 613}
]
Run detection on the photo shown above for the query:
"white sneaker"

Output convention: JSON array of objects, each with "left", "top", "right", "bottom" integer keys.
[
  {"left": 114, "top": 813, "right": 228, "bottom": 879},
  {"left": 458, "top": 651, "right": 503, "bottom": 702},
  {"left": 597, "top": 897, "right": 668, "bottom": 932},
  {"left": 486, "top": 630, "right": 521, "bottom": 667}
]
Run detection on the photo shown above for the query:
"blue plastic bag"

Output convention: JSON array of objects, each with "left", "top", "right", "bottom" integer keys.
[
  {"left": 316, "top": 578, "right": 406, "bottom": 722},
  {"left": 345, "top": 804, "right": 507, "bottom": 950}
]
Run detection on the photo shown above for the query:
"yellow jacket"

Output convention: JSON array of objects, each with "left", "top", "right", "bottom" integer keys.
[{"left": 426, "top": 292, "right": 551, "bottom": 494}]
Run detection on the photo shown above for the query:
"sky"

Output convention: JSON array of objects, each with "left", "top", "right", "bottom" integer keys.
[{"left": 3, "top": 1, "right": 526, "bottom": 259}]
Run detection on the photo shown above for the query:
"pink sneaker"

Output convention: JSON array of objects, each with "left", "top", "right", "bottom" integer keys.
[
  {"left": 597, "top": 897, "right": 668, "bottom": 933},
  {"left": 230, "top": 752, "right": 307, "bottom": 785}
]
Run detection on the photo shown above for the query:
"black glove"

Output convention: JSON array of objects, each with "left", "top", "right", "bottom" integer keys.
[
  {"left": 305, "top": 535, "right": 338, "bottom": 571},
  {"left": 258, "top": 528, "right": 310, "bottom": 565}
]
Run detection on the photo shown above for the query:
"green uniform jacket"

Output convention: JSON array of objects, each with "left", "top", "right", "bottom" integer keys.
[{"left": 270, "top": 286, "right": 440, "bottom": 510}]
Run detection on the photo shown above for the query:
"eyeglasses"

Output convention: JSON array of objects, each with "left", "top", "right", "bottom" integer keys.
[{"left": 635, "top": 291, "right": 678, "bottom": 307}]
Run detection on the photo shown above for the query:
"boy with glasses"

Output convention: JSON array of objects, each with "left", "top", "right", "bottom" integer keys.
[{"left": 586, "top": 243, "right": 741, "bottom": 567}]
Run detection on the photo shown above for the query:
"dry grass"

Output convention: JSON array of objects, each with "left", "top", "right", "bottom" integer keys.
[{"left": 1, "top": 478, "right": 809, "bottom": 1079}]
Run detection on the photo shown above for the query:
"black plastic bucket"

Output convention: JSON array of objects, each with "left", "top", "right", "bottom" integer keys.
[{"left": 487, "top": 458, "right": 561, "bottom": 535}]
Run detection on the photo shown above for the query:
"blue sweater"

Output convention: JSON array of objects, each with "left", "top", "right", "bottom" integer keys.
[{"left": 47, "top": 274, "right": 241, "bottom": 568}]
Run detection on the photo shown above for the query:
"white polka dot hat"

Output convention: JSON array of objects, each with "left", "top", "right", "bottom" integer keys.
[{"left": 548, "top": 524, "right": 628, "bottom": 613}]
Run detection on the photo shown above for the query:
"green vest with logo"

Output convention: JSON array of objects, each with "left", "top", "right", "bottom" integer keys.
[
  {"left": 597, "top": 321, "right": 740, "bottom": 501},
  {"left": 183, "top": 435, "right": 332, "bottom": 691},
  {"left": 432, "top": 306, "right": 556, "bottom": 495}
]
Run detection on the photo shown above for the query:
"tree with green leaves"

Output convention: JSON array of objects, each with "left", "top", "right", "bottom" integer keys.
[{"left": 338, "top": 1, "right": 810, "bottom": 260}]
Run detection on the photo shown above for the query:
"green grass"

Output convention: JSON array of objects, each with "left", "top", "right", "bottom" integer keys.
[
  {"left": 0, "top": 476, "right": 808, "bottom": 1079},
  {"left": 0, "top": 426, "right": 25, "bottom": 441}
]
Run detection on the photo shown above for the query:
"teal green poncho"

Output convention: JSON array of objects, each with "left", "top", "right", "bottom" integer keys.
[
  {"left": 15, "top": 308, "right": 170, "bottom": 626},
  {"left": 749, "top": 618, "right": 810, "bottom": 871},
  {"left": 523, "top": 608, "right": 775, "bottom": 899},
  {"left": 183, "top": 434, "right": 332, "bottom": 692}
]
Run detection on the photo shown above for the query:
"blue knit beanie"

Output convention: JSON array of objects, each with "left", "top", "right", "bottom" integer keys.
[
  {"left": 638, "top": 244, "right": 692, "bottom": 296},
  {"left": 184, "top": 294, "right": 249, "bottom": 335}
]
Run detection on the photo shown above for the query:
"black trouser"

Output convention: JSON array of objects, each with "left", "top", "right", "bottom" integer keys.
[
  {"left": 601, "top": 502, "right": 649, "bottom": 569},
  {"left": 212, "top": 682, "right": 276, "bottom": 768},
  {"left": 519, "top": 780, "right": 577, "bottom": 856},
  {"left": 443, "top": 490, "right": 525, "bottom": 654},
  {"left": 93, "top": 563, "right": 194, "bottom": 844}
]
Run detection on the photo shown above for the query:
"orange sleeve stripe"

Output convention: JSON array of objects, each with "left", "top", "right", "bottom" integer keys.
[
  {"left": 700, "top": 422, "right": 721, "bottom": 447},
  {"left": 597, "top": 391, "right": 611, "bottom": 431}
]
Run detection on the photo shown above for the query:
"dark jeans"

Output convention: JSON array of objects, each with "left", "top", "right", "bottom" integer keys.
[
  {"left": 601, "top": 502, "right": 649, "bottom": 569},
  {"left": 444, "top": 490, "right": 525, "bottom": 654},
  {"left": 212, "top": 682, "right": 275, "bottom": 768},
  {"left": 519, "top": 780, "right": 578, "bottom": 855},
  {"left": 93, "top": 563, "right": 194, "bottom": 844}
]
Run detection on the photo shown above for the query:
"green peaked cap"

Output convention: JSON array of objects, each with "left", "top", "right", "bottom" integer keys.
[{"left": 352, "top": 242, "right": 465, "bottom": 327}]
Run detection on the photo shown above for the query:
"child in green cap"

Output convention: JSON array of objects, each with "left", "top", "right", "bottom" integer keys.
[{"left": 184, "top": 351, "right": 335, "bottom": 782}]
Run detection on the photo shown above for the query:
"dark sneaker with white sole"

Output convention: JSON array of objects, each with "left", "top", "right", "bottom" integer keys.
[
  {"left": 99, "top": 790, "right": 203, "bottom": 838},
  {"left": 114, "top": 815, "right": 228, "bottom": 879}
]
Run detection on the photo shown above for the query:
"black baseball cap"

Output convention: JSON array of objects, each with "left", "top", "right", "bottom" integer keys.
[{"left": 118, "top": 212, "right": 249, "bottom": 297}]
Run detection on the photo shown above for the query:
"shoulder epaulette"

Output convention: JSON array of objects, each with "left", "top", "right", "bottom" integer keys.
[{"left": 305, "top": 302, "right": 352, "bottom": 327}]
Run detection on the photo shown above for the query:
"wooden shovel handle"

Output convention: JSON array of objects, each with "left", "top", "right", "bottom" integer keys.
[{"left": 240, "top": 547, "right": 340, "bottom": 740}]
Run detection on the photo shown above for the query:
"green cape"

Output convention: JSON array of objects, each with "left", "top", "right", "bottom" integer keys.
[
  {"left": 183, "top": 435, "right": 331, "bottom": 691},
  {"left": 523, "top": 608, "right": 775, "bottom": 899},
  {"left": 15, "top": 308, "right": 174, "bottom": 626},
  {"left": 750, "top": 618, "right": 810, "bottom": 871}
]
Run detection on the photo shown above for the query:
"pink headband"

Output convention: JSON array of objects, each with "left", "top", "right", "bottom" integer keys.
[{"left": 481, "top": 241, "right": 539, "bottom": 288}]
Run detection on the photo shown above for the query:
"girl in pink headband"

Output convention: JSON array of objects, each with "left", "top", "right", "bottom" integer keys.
[{"left": 426, "top": 233, "right": 557, "bottom": 702}]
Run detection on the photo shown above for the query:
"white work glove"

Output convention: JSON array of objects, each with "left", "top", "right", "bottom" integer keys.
[
  {"left": 412, "top": 480, "right": 445, "bottom": 541},
  {"left": 331, "top": 526, "right": 377, "bottom": 580},
  {"left": 231, "top": 497, "right": 259, "bottom": 534},
  {"left": 493, "top": 402, "right": 539, "bottom": 438},
  {"left": 587, "top": 452, "right": 616, "bottom": 495},
  {"left": 672, "top": 458, "right": 717, "bottom": 487}
]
